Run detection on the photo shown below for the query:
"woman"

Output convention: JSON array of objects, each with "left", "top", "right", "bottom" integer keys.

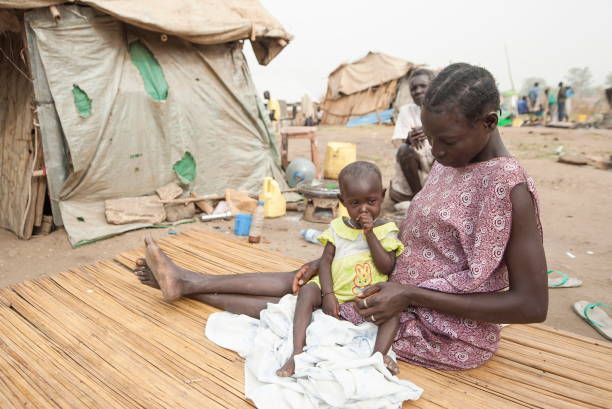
[{"left": 137, "top": 63, "right": 547, "bottom": 371}]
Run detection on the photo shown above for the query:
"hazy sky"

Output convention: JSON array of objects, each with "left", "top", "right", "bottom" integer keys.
[{"left": 245, "top": 0, "right": 612, "bottom": 101}]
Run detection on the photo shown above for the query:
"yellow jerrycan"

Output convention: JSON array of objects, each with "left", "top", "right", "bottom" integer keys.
[
  {"left": 324, "top": 142, "right": 357, "bottom": 179},
  {"left": 338, "top": 201, "right": 349, "bottom": 218},
  {"left": 258, "top": 177, "right": 286, "bottom": 218}
]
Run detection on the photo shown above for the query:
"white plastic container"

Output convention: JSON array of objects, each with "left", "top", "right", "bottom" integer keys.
[
  {"left": 300, "top": 228, "right": 322, "bottom": 244},
  {"left": 248, "top": 201, "right": 265, "bottom": 243}
]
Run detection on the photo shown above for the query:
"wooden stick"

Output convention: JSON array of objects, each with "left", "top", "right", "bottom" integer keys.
[
  {"left": 159, "top": 194, "right": 225, "bottom": 205},
  {"left": 159, "top": 188, "right": 299, "bottom": 205}
]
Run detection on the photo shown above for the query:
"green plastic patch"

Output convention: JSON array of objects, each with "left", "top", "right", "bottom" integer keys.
[
  {"left": 129, "top": 41, "right": 168, "bottom": 101},
  {"left": 173, "top": 152, "right": 196, "bottom": 184},
  {"left": 72, "top": 85, "right": 92, "bottom": 118}
]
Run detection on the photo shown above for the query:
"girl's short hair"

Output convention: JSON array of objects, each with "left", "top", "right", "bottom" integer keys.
[
  {"left": 338, "top": 161, "right": 382, "bottom": 190},
  {"left": 422, "top": 63, "right": 500, "bottom": 122}
]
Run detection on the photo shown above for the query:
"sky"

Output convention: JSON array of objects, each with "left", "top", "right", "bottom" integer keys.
[{"left": 245, "top": 0, "right": 612, "bottom": 102}]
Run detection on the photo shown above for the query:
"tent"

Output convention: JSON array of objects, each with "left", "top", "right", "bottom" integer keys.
[
  {"left": 0, "top": 1, "right": 292, "bottom": 246},
  {"left": 320, "top": 52, "right": 416, "bottom": 125}
]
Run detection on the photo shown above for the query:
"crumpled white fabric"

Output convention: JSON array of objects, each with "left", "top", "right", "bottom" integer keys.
[{"left": 205, "top": 294, "right": 423, "bottom": 409}]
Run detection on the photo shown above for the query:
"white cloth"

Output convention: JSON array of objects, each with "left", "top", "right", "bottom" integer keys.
[
  {"left": 205, "top": 295, "right": 423, "bottom": 409},
  {"left": 390, "top": 104, "right": 434, "bottom": 198}
]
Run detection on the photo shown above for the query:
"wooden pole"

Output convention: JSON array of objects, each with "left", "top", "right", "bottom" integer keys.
[
  {"left": 158, "top": 188, "right": 298, "bottom": 205},
  {"left": 49, "top": 6, "right": 61, "bottom": 21},
  {"left": 504, "top": 43, "right": 516, "bottom": 92}
]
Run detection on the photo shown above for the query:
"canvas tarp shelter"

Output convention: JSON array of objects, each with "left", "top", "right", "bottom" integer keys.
[
  {"left": 0, "top": 3, "right": 290, "bottom": 246},
  {"left": 0, "top": 0, "right": 292, "bottom": 65},
  {"left": 321, "top": 52, "right": 415, "bottom": 125}
]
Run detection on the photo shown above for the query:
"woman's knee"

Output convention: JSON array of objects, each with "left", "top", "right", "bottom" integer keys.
[
  {"left": 396, "top": 143, "right": 409, "bottom": 160},
  {"left": 396, "top": 143, "right": 417, "bottom": 161}
]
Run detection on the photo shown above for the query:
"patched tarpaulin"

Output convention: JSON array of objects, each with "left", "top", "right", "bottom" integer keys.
[
  {"left": 1, "top": 0, "right": 292, "bottom": 65},
  {"left": 26, "top": 6, "right": 285, "bottom": 246}
]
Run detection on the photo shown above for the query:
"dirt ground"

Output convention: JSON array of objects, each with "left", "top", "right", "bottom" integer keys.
[{"left": 1, "top": 125, "right": 611, "bottom": 341}]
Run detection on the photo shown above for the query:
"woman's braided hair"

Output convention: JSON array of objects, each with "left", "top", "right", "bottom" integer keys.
[{"left": 422, "top": 63, "right": 500, "bottom": 123}]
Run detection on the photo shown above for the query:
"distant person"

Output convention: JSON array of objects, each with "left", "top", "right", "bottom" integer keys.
[
  {"left": 291, "top": 104, "right": 297, "bottom": 120},
  {"left": 565, "top": 86, "right": 574, "bottom": 121},
  {"left": 545, "top": 88, "right": 557, "bottom": 123},
  {"left": 537, "top": 89, "right": 548, "bottom": 123},
  {"left": 557, "top": 82, "right": 567, "bottom": 122},
  {"left": 315, "top": 105, "right": 323, "bottom": 125},
  {"left": 517, "top": 96, "right": 529, "bottom": 114},
  {"left": 390, "top": 68, "right": 435, "bottom": 203},
  {"left": 528, "top": 82, "right": 540, "bottom": 111},
  {"left": 263, "top": 90, "right": 280, "bottom": 132},
  {"left": 301, "top": 94, "right": 316, "bottom": 126}
]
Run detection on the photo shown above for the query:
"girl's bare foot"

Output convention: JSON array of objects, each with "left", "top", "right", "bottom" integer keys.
[
  {"left": 276, "top": 355, "right": 296, "bottom": 377},
  {"left": 384, "top": 355, "right": 400, "bottom": 375},
  {"left": 144, "top": 234, "right": 189, "bottom": 301},
  {"left": 133, "top": 258, "right": 160, "bottom": 289}
]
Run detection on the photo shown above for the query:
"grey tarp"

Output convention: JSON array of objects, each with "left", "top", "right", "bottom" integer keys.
[
  {"left": 1, "top": 0, "right": 292, "bottom": 65},
  {"left": 27, "top": 6, "right": 285, "bottom": 246}
]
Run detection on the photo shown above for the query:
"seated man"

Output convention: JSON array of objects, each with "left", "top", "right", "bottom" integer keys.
[{"left": 390, "top": 68, "right": 435, "bottom": 203}]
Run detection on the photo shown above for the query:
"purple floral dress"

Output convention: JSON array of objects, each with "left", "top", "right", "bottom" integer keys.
[{"left": 340, "top": 157, "right": 541, "bottom": 370}]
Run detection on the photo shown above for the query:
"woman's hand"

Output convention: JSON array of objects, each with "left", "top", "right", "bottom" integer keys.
[
  {"left": 322, "top": 293, "right": 340, "bottom": 318},
  {"left": 354, "top": 282, "right": 412, "bottom": 324},
  {"left": 292, "top": 259, "right": 320, "bottom": 294}
]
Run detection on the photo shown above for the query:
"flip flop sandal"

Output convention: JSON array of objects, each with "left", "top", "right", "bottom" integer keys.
[
  {"left": 573, "top": 301, "right": 612, "bottom": 341},
  {"left": 547, "top": 270, "right": 582, "bottom": 288}
]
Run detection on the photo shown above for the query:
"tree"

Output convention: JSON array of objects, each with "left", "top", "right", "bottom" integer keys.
[
  {"left": 605, "top": 72, "right": 612, "bottom": 88},
  {"left": 520, "top": 77, "right": 547, "bottom": 96},
  {"left": 565, "top": 67, "right": 592, "bottom": 96}
]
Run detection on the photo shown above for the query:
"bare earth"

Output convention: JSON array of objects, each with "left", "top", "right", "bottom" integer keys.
[{"left": 1, "top": 125, "right": 611, "bottom": 341}]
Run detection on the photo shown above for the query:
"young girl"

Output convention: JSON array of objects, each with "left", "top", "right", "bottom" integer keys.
[
  {"left": 276, "top": 161, "right": 404, "bottom": 377},
  {"left": 136, "top": 63, "right": 547, "bottom": 371}
]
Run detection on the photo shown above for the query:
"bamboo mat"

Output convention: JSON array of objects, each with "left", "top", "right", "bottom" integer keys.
[{"left": 1, "top": 229, "right": 610, "bottom": 408}]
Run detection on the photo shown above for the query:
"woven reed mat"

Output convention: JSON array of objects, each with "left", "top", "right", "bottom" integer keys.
[{"left": 1, "top": 229, "right": 610, "bottom": 408}]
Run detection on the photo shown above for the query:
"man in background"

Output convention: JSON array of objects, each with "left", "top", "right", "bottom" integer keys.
[
  {"left": 557, "top": 82, "right": 567, "bottom": 122},
  {"left": 528, "top": 82, "right": 540, "bottom": 112},
  {"left": 389, "top": 68, "right": 435, "bottom": 203},
  {"left": 264, "top": 90, "right": 280, "bottom": 133}
]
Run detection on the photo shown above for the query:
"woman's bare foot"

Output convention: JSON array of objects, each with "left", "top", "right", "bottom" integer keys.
[
  {"left": 276, "top": 355, "right": 296, "bottom": 377},
  {"left": 144, "top": 234, "right": 189, "bottom": 301},
  {"left": 133, "top": 258, "right": 160, "bottom": 289},
  {"left": 384, "top": 355, "right": 400, "bottom": 375}
]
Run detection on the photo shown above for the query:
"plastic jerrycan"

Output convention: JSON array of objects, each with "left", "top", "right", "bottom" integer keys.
[
  {"left": 324, "top": 142, "right": 357, "bottom": 179},
  {"left": 338, "top": 202, "right": 349, "bottom": 218},
  {"left": 259, "top": 177, "right": 286, "bottom": 218}
]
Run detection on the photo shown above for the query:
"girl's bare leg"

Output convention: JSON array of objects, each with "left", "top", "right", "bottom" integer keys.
[
  {"left": 139, "top": 235, "right": 294, "bottom": 301},
  {"left": 277, "top": 283, "right": 321, "bottom": 377},
  {"left": 373, "top": 315, "right": 401, "bottom": 375}
]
